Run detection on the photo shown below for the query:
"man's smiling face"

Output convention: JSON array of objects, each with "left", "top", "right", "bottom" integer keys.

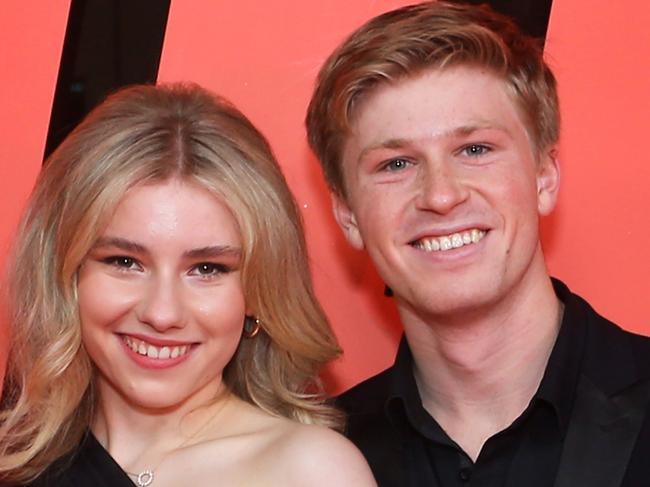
[{"left": 334, "top": 66, "right": 559, "bottom": 322}]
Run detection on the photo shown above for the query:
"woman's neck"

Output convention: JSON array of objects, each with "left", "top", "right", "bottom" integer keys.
[{"left": 91, "top": 377, "right": 230, "bottom": 470}]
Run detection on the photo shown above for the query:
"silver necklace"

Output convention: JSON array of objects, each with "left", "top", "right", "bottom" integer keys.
[
  {"left": 121, "top": 395, "right": 231, "bottom": 486},
  {"left": 127, "top": 469, "right": 154, "bottom": 486}
]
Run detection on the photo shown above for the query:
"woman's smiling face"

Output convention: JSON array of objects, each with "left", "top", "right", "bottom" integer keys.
[{"left": 78, "top": 179, "right": 246, "bottom": 411}]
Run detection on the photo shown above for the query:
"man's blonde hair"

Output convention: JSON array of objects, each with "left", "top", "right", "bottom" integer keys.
[{"left": 306, "top": 1, "right": 559, "bottom": 198}]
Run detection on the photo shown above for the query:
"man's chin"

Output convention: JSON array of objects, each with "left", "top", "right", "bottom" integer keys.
[{"left": 396, "top": 283, "right": 504, "bottom": 325}]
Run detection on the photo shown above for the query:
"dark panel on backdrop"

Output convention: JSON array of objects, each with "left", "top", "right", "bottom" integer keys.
[
  {"left": 44, "top": 0, "right": 552, "bottom": 160},
  {"left": 44, "top": 0, "right": 171, "bottom": 159},
  {"left": 459, "top": 0, "right": 553, "bottom": 40}
]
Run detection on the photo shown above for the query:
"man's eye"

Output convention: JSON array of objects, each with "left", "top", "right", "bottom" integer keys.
[
  {"left": 383, "top": 158, "right": 411, "bottom": 172},
  {"left": 462, "top": 144, "right": 490, "bottom": 156},
  {"left": 192, "top": 263, "right": 230, "bottom": 277}
]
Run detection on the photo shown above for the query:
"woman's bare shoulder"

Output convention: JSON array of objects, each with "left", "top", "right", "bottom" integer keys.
[
  {"left": 261, "top": 420, "right": 377, "bottom": 486},
  {"left": 192, "top": 399, "right": 376, "bottom": 486}
]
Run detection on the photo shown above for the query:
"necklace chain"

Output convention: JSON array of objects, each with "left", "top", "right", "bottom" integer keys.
[{"left": 121, "top": 395, "right": 230, "bottom": 486}]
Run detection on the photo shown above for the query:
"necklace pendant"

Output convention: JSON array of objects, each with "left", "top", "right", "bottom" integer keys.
[{"left": 136, "top": 470, "right": 154, "bottom": 486}]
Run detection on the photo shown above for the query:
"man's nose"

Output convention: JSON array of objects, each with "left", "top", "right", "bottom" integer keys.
[
  {"left": 415, "top": 160, "right": 469, "bottom": 214},
  {"left": 137, "top": 274, "right": 186, "bottom": 331}
]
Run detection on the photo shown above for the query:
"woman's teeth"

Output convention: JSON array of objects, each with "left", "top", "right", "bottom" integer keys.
[{"left": 123, "top": 336, "right": 190, "bottom": 359}]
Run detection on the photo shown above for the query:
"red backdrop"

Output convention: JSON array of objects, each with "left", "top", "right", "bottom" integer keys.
[
  {"left": 0, "top": 0, "right": 70, "bottom": 382},
  {"left": 1, "top": 0, "right": 648, "bottom": 393},
  {"left": 543, "top": 0, "right": 650, "bottom": 337}
]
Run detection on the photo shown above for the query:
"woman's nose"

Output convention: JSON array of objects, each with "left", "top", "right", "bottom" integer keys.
[{"left": 137, "top": 274, "right": 186, "bottom": 331}]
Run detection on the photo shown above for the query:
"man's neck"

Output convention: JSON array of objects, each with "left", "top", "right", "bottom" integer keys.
[{"left": 399, "top": 272, "right": 562, "bottom": 460}]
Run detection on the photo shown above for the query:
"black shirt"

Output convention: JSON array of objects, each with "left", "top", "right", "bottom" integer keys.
[
  {"left": 339, "top": 279, "right": 591, "bottom": 487},
  {"left": 24, "top": 433, "right": 134, "bottom": 487}
]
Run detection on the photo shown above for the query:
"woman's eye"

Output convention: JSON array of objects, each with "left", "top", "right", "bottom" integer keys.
[
  {"left": 104, "top": 256, "right": 138, "bottom": 269},
  {"left": 382, "top": 158, "right": 411, "bottom": 172},
  {"left": 462, "top": 144, "right": 490, "bottom": 157}
]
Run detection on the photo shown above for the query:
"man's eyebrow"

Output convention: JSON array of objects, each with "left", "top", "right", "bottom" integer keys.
[
  {"left": 358, "top": 137, "right": 413, "bottom": 162},
  {"left": 184, "top": 246, "right": 241, "bottom": 259},
  {"left": 451, "top": 123, "right": 510, "bottom": 137},
  {"left": 357, "top": 123, "right": 511, "bottom": 161}
]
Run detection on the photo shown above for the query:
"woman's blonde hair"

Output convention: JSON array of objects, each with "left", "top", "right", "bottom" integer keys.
[{"left": 0, "top": 83, "right": 341, "bottom": 484}]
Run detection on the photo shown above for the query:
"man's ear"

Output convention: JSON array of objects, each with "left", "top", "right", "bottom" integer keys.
[
  {"left": 536, "top": 147, "right": 561, "bottom": 216},
  {"left": 331, "top": 194, "right": 364, "bottom": 250}
]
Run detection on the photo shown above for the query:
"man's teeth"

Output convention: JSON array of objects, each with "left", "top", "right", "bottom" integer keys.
[
  {"left": 123, "top": 336, "right": 190, "bottom": 359},
  {"left": 415, "top": 229, "right": 486, "bottom": 252}
]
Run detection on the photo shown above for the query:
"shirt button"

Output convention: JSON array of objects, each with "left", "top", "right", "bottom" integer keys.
[{"left": 459, "top": 467, "right": 472, "bottom": 482}]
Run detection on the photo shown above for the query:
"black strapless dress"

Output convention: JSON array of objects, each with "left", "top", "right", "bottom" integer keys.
[{"left": 23, "top": 433, "right": 134, "bottom": 487}]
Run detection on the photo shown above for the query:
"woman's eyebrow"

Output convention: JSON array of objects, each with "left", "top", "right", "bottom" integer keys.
[
  {"left": 93, "top": 236, "right": 147, "bottom": 253},
  {"left": 184, "top": 246, "right": 241, "bottom": 259},
  {"left": 92, "top": 238, "right": 241, "bottom": 259}
]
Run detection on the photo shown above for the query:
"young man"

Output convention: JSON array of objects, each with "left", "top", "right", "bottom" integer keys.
[{"left": 306, "top": 2, "right": 650, "bottom": 486}]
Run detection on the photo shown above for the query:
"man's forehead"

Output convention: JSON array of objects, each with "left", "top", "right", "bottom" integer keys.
[
  {"left": 348, "top": 65, "right": 506, "bottom": 115},
  {"left": 343, "top": 67, "right": 524, "bottom": 152}
]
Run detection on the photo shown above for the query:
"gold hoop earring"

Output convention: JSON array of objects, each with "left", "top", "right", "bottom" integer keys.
[{"left": 243, "top": 315, "right": 261, "bottom": 338}]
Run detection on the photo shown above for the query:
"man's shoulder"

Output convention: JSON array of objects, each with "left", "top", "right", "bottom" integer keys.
[
  {"left": 607, "top": 320, "right": 650, "bottom": 358},
  {"left": 603, "top": 320, "right": 650, "bottom": 380},
  {"left": 577, "top": 291, "right": 650, "bottom": 374},
  {"left": 337, "top": 366, "right": 395, "bottom": 416},
  {"left": 336, "top": 365, "right": 407, "bottom": 484},
  {"left": 562, "top": 292, "right": 650, "bottom": 487}
]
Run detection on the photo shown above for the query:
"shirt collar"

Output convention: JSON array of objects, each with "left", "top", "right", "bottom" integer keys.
[
  {"left": 537, "top": 278, "right": 588, "bottom": 432},
  {"left": 383, "top": 278, "right": 587, "bottom": 436},
  {"left": 384, "top": 337, "right": 433, "bottom": 435}
]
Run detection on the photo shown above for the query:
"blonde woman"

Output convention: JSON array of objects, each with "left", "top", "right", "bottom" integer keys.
[{"left": 0, "top": 84, "right": 376, "bottom": 486}]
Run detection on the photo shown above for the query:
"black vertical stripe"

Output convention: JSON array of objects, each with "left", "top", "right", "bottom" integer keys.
[
  {"left": 44, "top": 0, "right": 170, "bottom": 160},
  {"left": 43, "top": 0, "right": 553, "bottom": 160},
  {"left": 458, "top": 0, "right": 554, "bottom": 40}
]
